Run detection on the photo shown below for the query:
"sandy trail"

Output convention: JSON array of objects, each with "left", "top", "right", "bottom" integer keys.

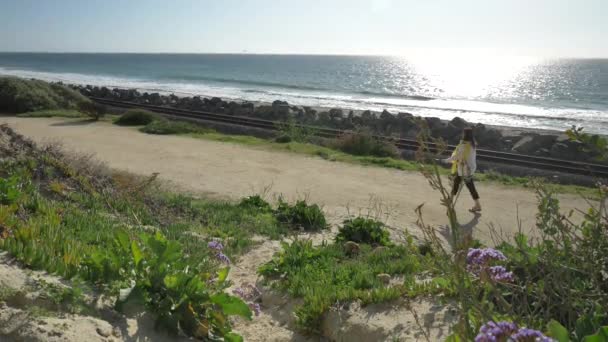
[{"left": 0, "top": 116, "right": 589, "bottom": 244}]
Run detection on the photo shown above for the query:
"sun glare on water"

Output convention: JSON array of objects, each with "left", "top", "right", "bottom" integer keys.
[{"left": 399, "top": 53, "right": 541, "bottom": 100}]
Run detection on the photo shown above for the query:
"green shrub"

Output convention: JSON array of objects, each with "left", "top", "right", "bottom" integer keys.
[
  {"left": 114, "top": 109, "right": 160, "bottom": 126},
  {"left": 0, "top": 77, "right": 88, "bottom": 113},
  {"left": 333, "top": 131, "right": 399, "bottom": 158},
  {"left": 566, "top": 125, "right": 608, "bottom": 161},
  {"left": 238, "top": 195, "right": 272, "bottom": 212},
  {"left": 274, "top": 198, "right": 327, "bottom": 231},
  {"left": 335, "top": 217, "right": 391, "bottom": 246},
  {"left": 275, "top": 135, "right": 292, "bottom": 143},
  {"left": 78, "top": 101, "right": 107, "bottom": 120},
  {"left": 140, "top": 120, "right": 211, "bottom": 135}
]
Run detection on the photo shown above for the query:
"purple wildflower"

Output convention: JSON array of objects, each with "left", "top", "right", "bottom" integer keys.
[
  {"left": 489, "top": 266, "right": 515, "bottom": 283},
  {"left": 475, "top": 321, "right": 518, "bottom": 342},
  {"left": 510, "top": 328, "right": 554, "bottom": 342},
  {"left": 249, "top": 303, "right": 261, "bottom": 317},
  {"left": 215, "top": 252, "right": 231, "bottom": 264},
  {"left": 208, "top": 240, "right": 224, "bottom": 251},
  {"left": 233, "top": 287, "right": 246, "bottom": 298},
  {"left": 467, "top": 248, "right": 507, "bottom": 267}
]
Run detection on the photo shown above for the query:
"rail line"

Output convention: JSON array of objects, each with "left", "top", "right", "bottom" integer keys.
[{"left": 91, "top": 97, "right": 608, "bottom": 178}]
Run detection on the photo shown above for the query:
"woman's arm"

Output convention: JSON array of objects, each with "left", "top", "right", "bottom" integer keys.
[{"left": 444, "top": 144, "right": 463, "bottom": 163}]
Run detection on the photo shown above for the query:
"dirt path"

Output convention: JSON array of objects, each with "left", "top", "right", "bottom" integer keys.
[{"left": 0, "top": 117, "right": 589, "bottom": 244}]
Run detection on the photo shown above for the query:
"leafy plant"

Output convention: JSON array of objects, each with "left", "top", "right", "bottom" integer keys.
[
  {"left": 238, "top": 195, "right": 272, "bottom": 212},
  {"left": 117, "top": 231, "right": 251, "bottom": 339},
  {"left": 335, "top": 217, "right": 391, "bottom": 246},
  {"left": 566, "top": 125, "right": 608, "bottom": 161},
  {"left": 274, "top": 198, "right": 327, "bottom": 231},
  {"left": 114, "top": 109, "right": 160, "bottom": 126}
]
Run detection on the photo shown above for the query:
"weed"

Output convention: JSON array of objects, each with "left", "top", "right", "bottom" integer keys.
[
  {"left": 275, "top": 198, "right": 328, "bottom": 231},
  {"left": 335, "top": 217, "right": 391, "bottom": 246},
  {"left": 238, "top": 195, "right": 272, "bottom": 213}
]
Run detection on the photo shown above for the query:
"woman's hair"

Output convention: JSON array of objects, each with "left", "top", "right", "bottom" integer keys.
[{"left": 462, "top": 127, "right": 476, "bottom": 147}]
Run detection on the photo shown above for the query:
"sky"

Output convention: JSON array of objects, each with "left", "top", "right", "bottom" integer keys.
[{"left": 0, "top": 0, "right": 607, "bottom": 57}]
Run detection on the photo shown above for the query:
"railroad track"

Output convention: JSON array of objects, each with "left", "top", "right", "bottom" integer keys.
[{"left": 91, "top": 97, "right": 608, "bottom": 178}]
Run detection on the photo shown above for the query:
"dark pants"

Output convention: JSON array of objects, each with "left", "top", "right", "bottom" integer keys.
[{"left": 452, "top": 175, "right": 480, "bottom": 200}]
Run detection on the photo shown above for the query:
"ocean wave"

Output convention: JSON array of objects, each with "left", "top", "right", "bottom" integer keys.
[{"left": 1, "top": 66, "right": 606, "bottom": 134}]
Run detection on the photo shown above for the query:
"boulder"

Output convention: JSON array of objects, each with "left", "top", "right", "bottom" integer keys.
[
  {"left": 329, "top": 108, "right": 344, "bottom": 120},
  {"left": 450, "top": 117, "right": 468, "bottom": 129},
  {"left": 475, "top": 125, "right": 503, "bottom": 149},
  {"left": 425, "top": 117, "right": 442, "bottom": 130},
  {"left": 272, "top": 100, "right": 289, "bottom": 107},
  {"left": 512, "top": 134, "right": 557, "bottom": 154},
  {"left": 550, "top": 141, "right": 585, "bottom": 161},
  {"left": 209, "top": 97, "right": 223, "bottom": 106}
]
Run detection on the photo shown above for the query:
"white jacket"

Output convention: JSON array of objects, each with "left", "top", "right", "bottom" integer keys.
[{"left": 445, "top": 142, "right": 477, "bottom": 177}]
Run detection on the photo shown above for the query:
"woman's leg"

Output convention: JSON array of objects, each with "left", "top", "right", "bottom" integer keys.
[
  {"left": 464, "top": 178, "right": 481, "bottom": 210},
  {"left": 451, "top": 175, "right": 462, "bottom": 196}
]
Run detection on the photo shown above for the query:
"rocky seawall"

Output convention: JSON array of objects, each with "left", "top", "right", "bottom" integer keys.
[{"left": 72, "top": 85, "right": 605, "bottom": 164}]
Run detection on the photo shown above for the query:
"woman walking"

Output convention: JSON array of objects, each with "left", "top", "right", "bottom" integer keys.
[{"left": 445, "top": 127, "right": 481, "bottom": 212}]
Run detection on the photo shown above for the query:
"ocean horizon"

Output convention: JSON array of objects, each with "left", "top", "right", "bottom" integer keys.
[{"left": 1, "top": 52, "right": 607, "bottom": 134}]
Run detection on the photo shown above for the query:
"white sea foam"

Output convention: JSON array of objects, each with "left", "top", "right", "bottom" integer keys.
[{"left": 2, "top": 67, "right": 606, "bottom": 134}]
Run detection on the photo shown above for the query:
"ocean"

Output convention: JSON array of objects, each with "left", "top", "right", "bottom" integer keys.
[{"left": 0, "top": 53, "right": 607, "bottom": 134}]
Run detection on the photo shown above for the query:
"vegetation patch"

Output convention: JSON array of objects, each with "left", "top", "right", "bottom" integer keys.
[
  {"left": 274, "top": 198, "right": 328, "bottom": 231},
  {"left": 114, "top": 109, "right": 160, "bottom": 126},
  {"left": 332, "top": 131, "right": 399, "bottom": 158},
  {"left": 258, "top": 238, "right": 447, "bottom": 332},
  {"left": 335, "top": 217, "right": 392, "bottom": 246},
  {"left": 0, "top": 77, "right": 89, "bottom": 113},
  {"left": 0, "top": 124, "right": 307, "bottom": 340},
  {"left": 140, "top": 119, "right": 213, "bottom": 135},
  {"left": 413, "top": 128, "right": 608, "bottom": 341}
]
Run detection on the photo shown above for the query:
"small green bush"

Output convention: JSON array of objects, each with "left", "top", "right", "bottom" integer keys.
[
  {"left": 335, "top": 217, "right": 391, "bottom": 246},
  {"left": 140, "top": 120, "right": 211, "bottom": 135},
  {"left": 275, "top": 198, "right": 327, "bottom": 231},
  {"left": 238, "top": 195, "right": 272, "bottom": 212},
  {"left": 275, "top": 135, "right": 292, "bottom": 143},
  {"left": 333, "top": 131, "right": 399, "bottom": 158},
  {"left": 0, "top": 77, "right": 89, "bottom": 113},
  {"left": 78, "top": 101, "right": 107, "bottom": 120},
  {"left": 114, "top": 109, "right": 160, "bottom": 126}
]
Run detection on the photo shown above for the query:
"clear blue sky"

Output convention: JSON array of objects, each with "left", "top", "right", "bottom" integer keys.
[{"left": 1, "top": 0, "right": 606, "bottom": 57}]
